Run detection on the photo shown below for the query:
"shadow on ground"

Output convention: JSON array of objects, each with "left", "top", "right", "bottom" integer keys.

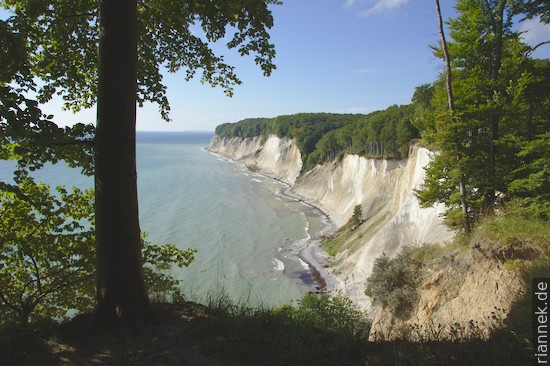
[{"left": 1, "top": 302, "right": 532, "bottom": 366}]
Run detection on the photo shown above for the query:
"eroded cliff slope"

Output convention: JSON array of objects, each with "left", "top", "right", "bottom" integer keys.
[
  {"left": 292, "top": 144, "right": 453, "bottom": 308},
  {"left": 207, "top": 135, "right": 454, "bottom": 309},
  {"left": 368, "top": 244, "right": 525, "bottom": 341}
]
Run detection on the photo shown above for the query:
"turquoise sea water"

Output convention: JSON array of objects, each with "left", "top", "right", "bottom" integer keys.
[{"left": 0, "top": 132, "right": 329, "bottom": 307}]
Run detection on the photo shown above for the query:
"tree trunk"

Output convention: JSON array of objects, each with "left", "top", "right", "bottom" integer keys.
[
  {"left": 94, "top": 0, "right": 156, "bottom": 332},
  {"left": 435, "top": 0, "right": 471, "bottom": 233},
  {"left": 483, "top": 1, "right": 506, "bottom": 214},
  {"left": 527, "top": 102, "right": 534, "bottom": 141}
]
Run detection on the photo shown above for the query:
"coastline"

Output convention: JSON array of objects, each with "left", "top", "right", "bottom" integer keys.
[
  {"left": 275, "top": 186, "right": 345, "bottom": 293},
  {"left": 299, "top": 239, "right": 344, "bottom": 293},
  {"left": 205, "top": 145, "right": 343, "bottom": 295}
]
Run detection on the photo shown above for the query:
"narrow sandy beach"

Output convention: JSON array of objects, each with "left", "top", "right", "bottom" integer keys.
[
  {"left": 247, "top": 171, "right": 345, "bottom": 294},
  {"left": 299, "top": 241, "right": 344, "bottom": 292},
  {"left": 206, "top": 147, "right": 344, "bottom": 295}
]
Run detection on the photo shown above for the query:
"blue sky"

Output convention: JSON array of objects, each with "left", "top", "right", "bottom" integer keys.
[{"left": 13, "top": 1, "right": 550, "bottom": 131}]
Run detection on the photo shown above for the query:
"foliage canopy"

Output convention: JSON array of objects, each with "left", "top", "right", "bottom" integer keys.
[
  {"left": 414, "top": 0, "right": 550, "bottom": 231},
  {"left": 0, "top": 178, "right": 196, "bottom": 326},
  {"left": 215, "top": 105, "right": 419, "bottom": 171},
  {"left": 0, "top": 0, "right": 279, "bottom": 118},
  {"left": 1, "top": 0, "right": 279, "bottom": 328}
]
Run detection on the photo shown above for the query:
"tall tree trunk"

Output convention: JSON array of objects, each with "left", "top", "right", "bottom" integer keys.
[
  {"left": 527, "top": 102, "right": 534, "bottom": 141},
  {"left": 483, "top": 0, "right": 506, "bottom": 214},
  {"left": 435, "top": 0, "right": 471, "bottom": 233},
  {"left": 94, "top": 0, "right": 155, "bottom": 332}
]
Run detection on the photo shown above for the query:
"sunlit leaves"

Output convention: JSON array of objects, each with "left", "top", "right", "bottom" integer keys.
[
  {"left": 509, "top": 131, "right": 550, "bottom": 201},
  {"left": 0, "top": 85, "right": 95, "bottom": 179},
  {"left": 1, "top": 0, "right": 279, "bottom": 121},
  {"left": 0, "top": 179, "right": 197, "bottom": 325},
  {"left": 0, "top": 178, "right": 95, "bottom": 325},
  {"left": 142, "top": 234, "right": 197, "bottom": 302}
]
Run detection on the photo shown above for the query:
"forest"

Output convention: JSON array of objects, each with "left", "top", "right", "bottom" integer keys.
[{"left": 215, "top": 105, "right": 419, "bottom": 171}]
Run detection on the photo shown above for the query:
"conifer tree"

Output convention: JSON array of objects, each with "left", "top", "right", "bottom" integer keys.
[{"left": 417, "top": 0, "right": 548, "bottom": 231}]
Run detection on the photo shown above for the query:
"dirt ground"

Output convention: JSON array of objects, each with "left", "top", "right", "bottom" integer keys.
[{"left": 8, "top": 303, "right": 237, "bottom": 366}]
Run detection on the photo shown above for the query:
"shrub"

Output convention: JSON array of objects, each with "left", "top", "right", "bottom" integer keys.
[
  {"left": 142, "top": 235, "right": 197, "bottom": 303},
  {"left": 290, "top": 293, "right": 371, "bottom": 339},
  {"left": 365, "top": 247, "right": 423, "bottom": 319},
  {"left": 0, "top": 179, "right": 96, "bottom": 325}
]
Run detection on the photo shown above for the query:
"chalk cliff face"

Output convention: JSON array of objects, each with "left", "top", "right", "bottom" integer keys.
[
  {"left": 208, "top": 135, "right": 302, "bottom": 185},
  {"left": 207, "top": 134, "right": 454, "bottom": 309},
  {"left": 292, "top": 144, "right": 453, "bottom": 308},
  {"left": 207, "top": 134, "right": 530, "bottom": 340}
]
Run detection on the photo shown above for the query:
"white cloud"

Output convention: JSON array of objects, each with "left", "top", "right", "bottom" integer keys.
[
  {"left": 344, "top": 0, "right": 410, "bottom": 17},
  {"left": 344, "top": 0, "right": 357, "bottom": 8},
  {"left": 520, "top": 16, "right": 550, "bottom": 45},
  {"left": 519, "top": 16, "right": 550, "bottom": 58}
]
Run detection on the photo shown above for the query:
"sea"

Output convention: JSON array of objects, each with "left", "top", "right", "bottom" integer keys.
[{"left": 0, "top": 131, "right": 331, "bottom": 307}]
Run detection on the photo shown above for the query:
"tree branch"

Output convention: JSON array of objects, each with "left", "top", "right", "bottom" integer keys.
[
  {"left": 48, "top": 13, "right": 97, "bottom": 30},
  {"left": 50, "top": 139, "right": 95, "bottom": 148},
  {"left": 0, "top": 182, "right": 29, "bottom": 201},
  {"left": 30, "top": 271, "right": 90, "bottom": 311},
  {"left": 28, "top": 253, "right": 42, "bottom": 294},
  {"left": 531, "top": 40, "right": 550, "bottom": 53},
  {"left": 0, "top": 290, "right": 20, "bottom": 314},
  {"left": 482, "top": 0, "right": 496, "bottom": 23}
]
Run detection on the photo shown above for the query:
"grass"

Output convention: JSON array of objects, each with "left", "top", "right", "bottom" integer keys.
[
  {"left": 180, "top": 291, "right": 532, "bottom": 366},
  {"left": 193, "top": 293, "right": 371, "bottom": 366},
  {"left": 0, "top": 292, "right": 534, "bottom": 365},
  {"left": 323, "top": 225, "right": 353, "bottom": 257},
  {"left": 322, "top": 210, "right": 391, "bottom": 259}
]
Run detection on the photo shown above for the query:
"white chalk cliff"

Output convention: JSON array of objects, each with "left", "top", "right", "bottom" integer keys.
[
  {"left": 207, "top": 135, "right": 454, "bottom": 308},
  {"left": 208, "top": 135, "right": 302, "bottom": 185}
]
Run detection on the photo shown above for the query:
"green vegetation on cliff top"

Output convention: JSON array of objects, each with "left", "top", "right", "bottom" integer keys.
[{"left": 215, "top": 105, "right": 419, "bottom": 171}]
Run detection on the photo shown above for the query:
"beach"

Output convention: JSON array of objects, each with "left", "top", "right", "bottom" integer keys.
[
  {"left": 299, "top": 241, "right": 344, "bottom": 293},
  {"left": 277, "top": 187, "right": 345, "bottom": 294},
  {"left": 210, "top": 150, "right": 344, "bottom": 296}
]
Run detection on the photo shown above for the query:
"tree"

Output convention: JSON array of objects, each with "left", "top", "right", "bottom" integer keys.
[
  {"left": 351, "top": 205, "right": 362, "bottom": 230},
  {"left": 416, "top": 0, "right": 547, "bottom": 231},
  {"left": 1, "top": 0, "right": 278, "bottom": 331},
  {"left": 519, "top": 0, "right": 550, "bottom": 24},
  {"left": 509, "top": 132, "right": 550, "bottom": 206},
  {"left": 0, "top": 17, "right": 95, "bottom": 180},
  {"left": 507, "top": 59, "right": 550, "bottom": 212},
  {"left": 411, "top": 84, "right": 436, "bottom": 145},
  {"left": 0, "top": 178, "right": 95, "bottom": 325},
  {"left": 434, "top": 0, "right": 471, "bottom": 233},
  {"left": 0, "top": 178, "right": 196, "bottom": 326}
]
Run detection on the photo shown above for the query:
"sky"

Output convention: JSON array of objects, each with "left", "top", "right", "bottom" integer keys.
[{"left": 12, "top": 1, "right": 550, "bottom": 131}]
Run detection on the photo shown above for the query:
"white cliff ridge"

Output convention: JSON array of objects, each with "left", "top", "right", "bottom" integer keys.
[
  {"left": 208, "top": 135, "right": 302, "bottom": 185},
  {"left": 207, "top": 135, "right": 454, "bottom": 308}
]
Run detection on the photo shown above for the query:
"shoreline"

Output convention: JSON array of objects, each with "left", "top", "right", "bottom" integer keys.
[
  {"left": 299, "top": 239, "right": 344, "bottom": 293},
  {"left": 205, "top": 145, "right": 343, "bottom": 294},
  {"left": 236, "top": 164, "right": 345, "bottom": 293}
]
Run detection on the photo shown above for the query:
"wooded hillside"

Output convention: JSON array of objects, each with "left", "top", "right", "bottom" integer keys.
[{"left": 215, "top": 105, "right": 419, "bottom": 171}]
